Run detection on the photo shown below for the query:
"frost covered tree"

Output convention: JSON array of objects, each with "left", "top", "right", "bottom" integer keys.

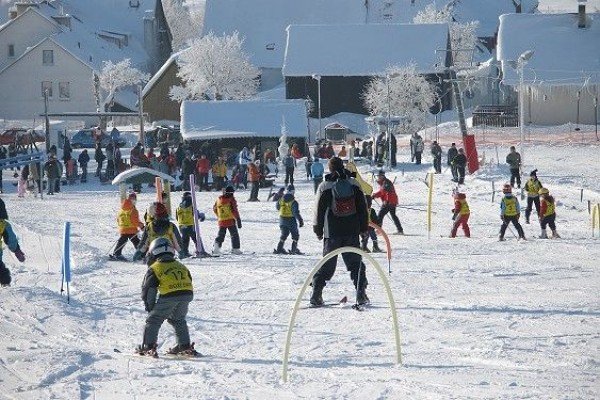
[
  {"left": 170, "top": 32, "right": 260, "bottom": 101},
  {"left": 362, "top": 64, "right": 437, "bottom": 134},
  {"left": 413, "top": 3, "right": 479, "bottom": 67},
  {"left": 99, "top": 59, "right": 149, "bottom": 110},
  {"left": 162, "top": 0, "right": 203, "bottom": 50}
]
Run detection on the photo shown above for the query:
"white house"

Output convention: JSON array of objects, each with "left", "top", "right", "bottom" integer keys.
[
  {"left": 497, "top": 10, "right": 600, "bottom": 125},
  {"left": 0, "top": 1, "right": 166, "bottom": 123}
]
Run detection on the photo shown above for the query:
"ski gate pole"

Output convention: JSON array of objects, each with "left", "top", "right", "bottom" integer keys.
[{"left": 189, "top": 174, "right": 206, "bottom": 255}]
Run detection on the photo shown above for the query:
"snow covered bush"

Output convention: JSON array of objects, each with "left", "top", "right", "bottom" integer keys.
[
  {"left": 99, "top": 59, "right": 149, "bottom": 108},
  {"left": 362, "top": 64, "right": 437, "bottom": 134},
  {"left": 170, "top": 31, "right": 260, "bottom": 101},
  {"left": 162, "top": 0, "right": 203, "bottom": 50},
  {"left": 413, "top": 3, "right": 479, "bottom": 67}
]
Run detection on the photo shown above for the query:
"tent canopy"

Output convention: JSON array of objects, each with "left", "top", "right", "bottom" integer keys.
[{"left": 112, "top": 167, "right": 175, "bottom": 185}]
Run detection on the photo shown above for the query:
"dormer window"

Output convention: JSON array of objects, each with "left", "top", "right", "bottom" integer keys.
[
  {"left": 43, "top": 49, "right": 54, "bottom": 65},
  {"left": 8, "top": 44, "right": 15, "bottom": 58}
]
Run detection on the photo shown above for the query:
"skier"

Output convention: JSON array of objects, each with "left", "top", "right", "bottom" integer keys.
[
  {"left": 134, "top": 202, "right": 185, "bottom": 261},
  {"left": 506, "top": 146, "right": 522, "bottom": 188},
  {"left": 524, "top": 169, "right": 543, "bottom": 224},
  {"left": 78, "top": 149, "right": 90, "bottom": 183},
  {"left": 311, "top": 157, "right": 325, "bottom": 194},
  {"left": 447, "top": 143, "right": 458, "bottom": 182},
  {"left": 0, "top": 209, "right": 26, "bottom": 287},
  {"left": 268, "top": 187, "right": 284, "bottom": 202},
  {"left": 176, "top": 192, "right": 206, "bottom": 257},
  {"left": 110, "top": 192, "right": 144, "bottom": 261},
  {"left": 372, "top": 170, "right": 404, "bottom": 235},
  {"left": 136, "top": 237, "right": 199, "bottom": 357},
  {"left": 361, "top": 196, "right": 383, "bottom": 253},
  {"left": 450, "top": 192, "right": 470, "bottom": 238},
  {"left": 212, "top": 185, "right": 242, "bottom": 256},
  {"left": 247, "top": 160, "right": 261, "bottom": 202},
  {"left": 538, "top": 187, "right": 560, "bottom": 239},
  {"left": 499, "top": 184, "right": 526, "bottom": 241},
  {"left": 431, "top": 141, "right": 442, "bottom": 174},
  {"left": 311, "top": 157, "right": 370, "bottom": 307},
  {"left": 452, "top": 148, "right": 467, "bottom": 184},
  {"left": 211, "top": 156, "right": 227, "bottom": 191},
  {"left": 410, "top": 133, "right": 424, "bottom": 164},
  {"left": 274, "top": 185, "right": 304, "bottom": 255},
  {"left": 282, "top": 150, "right": 296, "bottom": 186}
]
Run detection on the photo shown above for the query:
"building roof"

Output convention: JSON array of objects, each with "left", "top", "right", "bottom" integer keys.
[
  {"left": 283, "top": 23, "right": 449, "bottom": 77},
  {"left": 181, "top": 99, "right": 308, "bottom": 140},
  {"left": 497, "top": 12, "right": 600, "bottom": 85},
  {"left": 142, "top": 49, "right": 186, "bottom": 97}
]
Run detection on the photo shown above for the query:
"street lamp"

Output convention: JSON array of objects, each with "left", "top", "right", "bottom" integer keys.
[
  {"left": 386, "top": 74, "right": 392, "bottom": 169},
  {"left": 311, "top": 74, "right": 322, "bottom": 142},
  {"left": 508, "top": 49, "right": 534, "bottom": 165}
]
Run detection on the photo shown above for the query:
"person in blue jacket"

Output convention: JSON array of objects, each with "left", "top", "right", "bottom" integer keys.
[
  {"left": 310, "top": 157, "right": 325, "bottom": 194},
  {"left": 0, "top": 199, "right": 26, "bottom": 286},
  {"left": 274, "top": 185, "right": 304, "bottom": 255}
]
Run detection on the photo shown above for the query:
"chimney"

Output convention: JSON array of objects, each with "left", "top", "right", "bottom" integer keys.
[
  {"left": 15, "top": 1, "right": 38, "bottom": 17},
  {"left": 52, "top": 14, "right": 72, "bottom": 30},
  {"left": 8, "top": 6, "right": 17, "bottom": 20},
  {"left": 578, "top": 0, "right": 587, "bottom": 28}
]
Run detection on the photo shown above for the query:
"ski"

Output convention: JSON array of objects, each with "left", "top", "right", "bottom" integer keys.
[
  {"left": 113, "top": 348, "right": 205, "bottom": 360},
  {"left": 301, "top": 296, "right": 348, "bottom": 310}
]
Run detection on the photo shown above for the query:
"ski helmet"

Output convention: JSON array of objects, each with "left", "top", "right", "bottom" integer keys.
[
  {"left": 182, "top": 191, "right": 192, "bottom": 199},
  {"left": 502, "top": 184, "right": 512, "bottom": 194},
  {"left": 286, "top": 184, "right": 295, "bottom": 194},
  {"left": 224, "top": 185, "right": 235, "bottom": 194},
  {"left": 148, "top": 237, "right": 175, "bottom": 257},
  {"left": 538, "top": 188, "right": 549, "bottom": 195},
  {"left": 128, "top": 192, "right": 137, "bottom": 201}
]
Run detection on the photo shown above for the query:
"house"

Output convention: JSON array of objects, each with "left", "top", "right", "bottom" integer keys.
[
  {"left": 142, "top": 50, "right": 185, "bottom": 123},
  {"left": 180, "top": 99, "right": 308, "bottom": 155},
  {"left": 497, "top": 9, "right": 600, "bottom": 125},
  {"left": 282, "top": 23, "right": 452, "bottom": 118},
  {"left": 0, "top": 1, "right": 169, "bottom": 123}
]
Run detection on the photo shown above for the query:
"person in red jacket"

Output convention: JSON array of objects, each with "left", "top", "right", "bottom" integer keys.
[
  {"left": 196, "top": 154, "right": 211, "bottom": 191},
  {"left": 110, "top": 192, "right": 144, "bottom": 261},
  {"left": 247, "top": 160, "right": 261, "bottom": 201},
  {"left": 538, "top": 187, "right": 560, "bottom": 239},
  {"left": 212, "top": 185, "right": 242, "bottom": 255},
  {"left": 372, "top": 170, "right": 403, "bottom": 234},
  {"left": 450, "top": 192, "right": 470, "bottom": 238}
]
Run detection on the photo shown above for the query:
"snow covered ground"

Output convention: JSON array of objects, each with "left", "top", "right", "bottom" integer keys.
[{"left": 0, "top": 126, "right": 599, "bottom": 399}]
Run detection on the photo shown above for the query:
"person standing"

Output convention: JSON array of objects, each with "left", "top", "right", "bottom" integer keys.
[
  {"left": 94, "top": 143, "right": 105, "bottom": 178},
  {"left": 113, "top": 144, "right": 123, "bottom": 174},
  {"left": 410, "top": 133, "right": 424, "bottom": 164},
  {"left": 499, "top": 184, "right": 526, "bottom": 241},
  {"left": 44, "top": 154, "right": 60, "bottom": 195},
  {"left": 431, "top": 141, "right": 442, "bottom": 174},
  {"left": 196, "top": 154, "right": 210, "bottom": 191},
  {"left": 524, "top": 169, "right": 543, "bottom": 224},
  {"left": 78, "top": 149, "right": 90, "bottom": 183},
  {"left": 311, "top": 157, "right": 325, "bottom": 194},
  {"left": 390, "top": 132, "right": 397, "bottom": 167},
  {"left": 238, "top": 147, "right": 252, "bottom": 189},
  {"left": 506, "top": 146, "right": 522, "bottom": 188},
  {"left": 105, "top": 141, "right": 115, "bottom": 180},
  {"left": 247, "top": 160, "right": 261, "bottom": 201},
  {"left": 212, "top": 185, "right": 242, "bottom": 256},
  {"left": 282, "top": 150, "right": 296, "bottom": 186},
  {"left": 311, "top": 157, "right": 369, "bottom": 307},
  {"left": 372, "top": 170, "right": 404, "bottom": 235},
  {"left": 450, "top": 192, "right": 470, "bottom": 238},
  {"left": 274, "top": 185, "right": 304, "bottom": 254},
  {"left": 211, "top": 156, "right": 227, "bottom": 191},
  {"left": 452, "top": 148, "right": 467, "bottom": 184},
  {"left": 136, "top": 237, "right": 198, "bottom": 357},
  {"left": 538, "top": 187, "right": 560, "bottom": 239},
  {"left": 176, "top": 192, "right": 206, "bottom": 257},
  {"left": 110, "top": 192, "right": 143, "bottom": 261},
  {"left": 0, "top": 210, "right": 26, "bottom": 287},
  {"left": 134, "top": 203, "right": 185, "bottom": 261},
  {"left": 447, "top": 143, "right": 459, "bottom": 182}
]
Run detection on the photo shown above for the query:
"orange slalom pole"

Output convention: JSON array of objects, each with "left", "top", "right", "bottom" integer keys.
[
  {"left": 369, "top": 221, "right": 392, "bottom": 274},
  {"left": 155, "top": 177, "right": 163, "bottom": 203}
]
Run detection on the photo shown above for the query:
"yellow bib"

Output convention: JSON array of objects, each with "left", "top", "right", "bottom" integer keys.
[
  {"left": 279, "top": 199, "right": 294, "bottom": 218},
  {"left": 117, "top": 209, "right": 135, "bottom": 230},
  {"left": 503, "top": 197, "right": 518, "bottom": 216},
  {"left": 151, "top": 260, "right": 193, "bottom": 295},
  {"left": 0, "top": 220, "right": 5, "bottom": 243},
  {"left": 459, "top": 199, "right": 470, "bottom": 215},
  {"left": 216, "top": 202, "right": 234, "bottom": 221},
  {"left": 543, "top": 199, "right": 555, "bottom": 217},
  {"left": 148, "top": 223, "right": 174, "bottom": 242},
  {"left": 177, "top": 206, "right": 194, "bottom": 227}
]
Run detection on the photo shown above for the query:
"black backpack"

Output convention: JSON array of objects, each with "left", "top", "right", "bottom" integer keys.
[{"left": 331, "top": 178, "right": 357, "bottom": 217}]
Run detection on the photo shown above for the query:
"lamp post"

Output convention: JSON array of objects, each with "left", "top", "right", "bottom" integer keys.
[
  {"left": 512, "top": 50, "right": 534, "bottom": 165},
  {"left": 312, "top": 74, "right": 322, "bottom": 141},
  {"left": 386, "top": 74, "right": 392, "bottom": 169}
]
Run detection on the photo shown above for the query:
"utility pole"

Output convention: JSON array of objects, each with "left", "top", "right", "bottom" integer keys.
[
  {"left": 138, "top": 84, "right": 145, "bottom": 149},
  {"left": 44, "top": 89, "right": 50, "bottom": 153}
]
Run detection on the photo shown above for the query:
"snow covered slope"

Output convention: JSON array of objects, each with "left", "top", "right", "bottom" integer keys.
[{"left": 0, "top": 126, "right": 598, "bottom": 399}]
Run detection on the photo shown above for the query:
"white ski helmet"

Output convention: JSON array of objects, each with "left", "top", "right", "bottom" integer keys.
[{"left": 148, "top": 237, "right": 175, "bottom": 257}]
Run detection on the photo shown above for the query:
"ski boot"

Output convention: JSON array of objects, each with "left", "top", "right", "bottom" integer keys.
[
  {"left": 372, "top": 241, "right": 384, "bottom": 253},
  {"left": 309, "top": 279, "right": 324, "bottom": 307},
  {"left": 231, "top": 248, "right": 243, "bottom": 255},
  {"left": 289, "top": 241, "right": 304, "bottom": 255},
  {"left": 273, "top": 241, "right": 288, "bottom": 255},
  {"left": 212, "top": 242, "right": 221, "bottom": 256},
  {"left": 540, "top": 229, "right": 548, "bottom": 239},
  {"left": 135, "top": 343, "right": 158, "bottom": 358},
  {"left": 360, "top": 243, "right": 371, "bottom": 253},
  {"left": 110, "top": 254, "right": 128, "bottom": 261},
  {"left": 498, "top": 236, "right": 506, "bottom": 241},
  {"left": 551, "top": 230, "right": 561, "bottom": 239},
  {"left": 356, "top": 287, "right": 370, "bottom": 306},
  {"left": 167, "top": 342, "right": 200, "bottom": 357}
]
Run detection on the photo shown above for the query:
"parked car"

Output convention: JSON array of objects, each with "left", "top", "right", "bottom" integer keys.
[{"left": 70, "top": 129, "right": 125, "bottom": 148}]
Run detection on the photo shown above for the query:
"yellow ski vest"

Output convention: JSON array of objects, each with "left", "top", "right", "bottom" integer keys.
[
  {"left": 502, "top": 197, "right": 518, "bottom": 216},
  {"left": 542, "top": 199, "right": 555, "bottom": 217},
  {"left": 117, "top": 209, "right": 135, "bottom": 230},
  {"left": 151, "top": 260, "right": 193, "bottom": 295},
  {"left": 216, "top": 202, "right": 234, "bottom": 221},
  {"left": 526, "top": 179, "right": 542, "bottom": 197},
  {"left": 177, "top": 206, "right": 194, "bottom": 227},
  {"left": 458, "top": 199, "right": 470, "bottom": 215},
  {"left": 148, "top": 222, "right": 174, "bottom": 242},
  {"left": 0, "top": 220, "right": 5, "bottom": 243},
  {"left": 279, "top": 199, "right": 293, "bottom": 218}
]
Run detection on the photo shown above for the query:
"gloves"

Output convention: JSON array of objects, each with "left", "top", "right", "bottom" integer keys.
[
  {"left": 299, "top": 219, "right": 304, "bottom": 228},
  {"left": 14, "top": 248, "right": 25, "bottom": 262},
  {"left": 198, "top": 212, "right": 206, "bottom": 222},
  {"left": 132, "top": 250, "right": 143, "bottom": 261},
  {"left": 237, "top": 219, "right": 242, "bottom": 229}
]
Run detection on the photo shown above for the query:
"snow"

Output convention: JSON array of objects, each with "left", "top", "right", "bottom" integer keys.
[
  {"left": 112, "top": 167, "right": 175, "bottom": 185},
  {"left": 497, "top": 12, "right": 600, "bottom": 86},
  {"left": 538, "top": 0, "right": 600, "bottom": 13},
  {"left": 180, "top": 99, "right": 308, "bottom": 140},
  {"left": 283, "top": 23, "right": 449, "bottom": 77},
  {"left": 0, "top": 122, "right": 599, "bottom": 398}
]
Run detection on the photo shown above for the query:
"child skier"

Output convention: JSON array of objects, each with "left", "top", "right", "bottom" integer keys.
[
  {"left": 110, "top": 192, "right": 144, "bottom": 261},
  {"left": 361, "top": 196, "right": 383, "bottom": 253},
  {"left": 212, "top": 185, "right": 242, "bottom": 255},
  {"left": 0, "top": 211, "right": 26, "bottom": 287},
  {"left": 524, "top": 169, "right": 543, "bottom": 224},
  {"left": 499, "top": 184, "right": 526, "bottom": 241},
  {"left": 274, "top": 185, "right": 304, "bottom": 254},
  {"left": 538, "top": 187, "right": 560, "bottom": 239},
  {"left": 136, "top": 237, "right": 199, "bottom": 357},
  {"left": 175, "top": 192, "right": 206, "bottom": 257},
  {"left": 134, "top": 202, "right": 185, "bottom": 261},
  {"left": 450, "top": 192, "right": 471, "bottom": 238}
]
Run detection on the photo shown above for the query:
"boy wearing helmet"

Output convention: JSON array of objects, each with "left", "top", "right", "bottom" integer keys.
[
  {"left": 212, "top": 185, "right": 242, "bottom": 255},
  {"left": 110, "top": 192, "right": 144, "bottom": 261},
  {"left": 499, "top": 184, "right": 526, "bottom": 241},
  {"left": 450, "top": 192, "right": 470, "bottom": 238},
  {"left": 524, "top": 170, "right": 543, "bottom": 224},
  {"left": 176, "top": 192, "right": 206, "bottom": 257},
  {"left": 134, "top": 202, "right": 185, "bottom": 261},
  {"left": 136, "top": 237, "right": 198, "bottom": 357},
  {"left": 538, "top": 187, "right": 560, "bottom": 239},
  {"left": 274, "top": 185, "right": 304, "bottom": 254},
  {"left": 372, "top": 170, "right": 404, "bottom": 235}
]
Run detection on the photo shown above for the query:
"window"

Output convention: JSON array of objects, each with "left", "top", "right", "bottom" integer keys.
[
  {"left": 59, "top": 82, "right": 70, "bottom": 99},
  {"left": 42, "top": 81, "right": 52, "bottom": 98},
  {"left": 42, "top": 49, "right": 54, "bottom": 65},
  {"left": 8, "top": 44, "right": 14, "bottom": 58}
]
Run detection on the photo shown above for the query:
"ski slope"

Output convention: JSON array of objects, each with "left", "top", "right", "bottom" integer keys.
[{"left": 0, "top": 127, "right": 599, "bottom": 399}]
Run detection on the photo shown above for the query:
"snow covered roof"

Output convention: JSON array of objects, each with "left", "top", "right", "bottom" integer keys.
[
  {"left": 538, "top": 0, "right": 600, "bottom": 13},
  {"left": 497, "top": 13, "right": 600, "bottom": 86},
  {"left": 283, "top": 23, "right": 449, "bottom": 77},
  {"left": 180, "top": 100, "right": 307, "bottom": 140},
  {"left": 112, "top": 167, "right": 175, "bottom": 185},
  {"left": 142, "top": 49, "right": 186, "bottom": 97}
]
